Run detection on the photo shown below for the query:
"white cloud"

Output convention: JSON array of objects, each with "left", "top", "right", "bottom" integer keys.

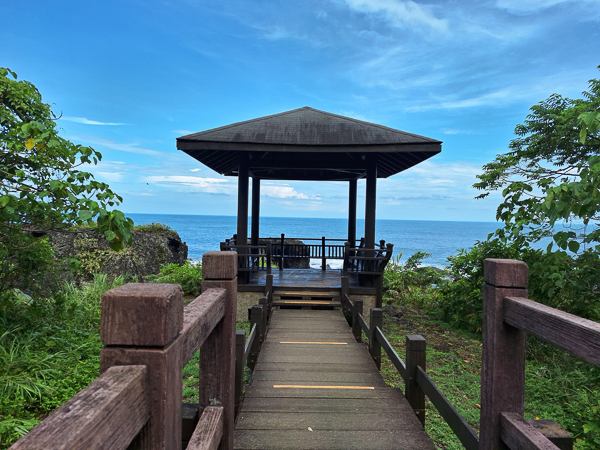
[
  {"left": 341, "top": 0, "right": 448, "bottom": 33},
  {"left": 145, "top": 175, "right": 232, "bottom": 194},
  {"left": 262, "top": 185, "right": 311, "bottom": 199},
  {"left": 63, "top": 117, "right": 124, "bottom": 126},
  {"left": 71, "top": 136, "right": 164, "bottom": 156},
  {"left": 96, "top": 171, "right": 124, "bottom": 182},
  {"left": 190, "top": 168, "right": 202, "bottom": 172}
]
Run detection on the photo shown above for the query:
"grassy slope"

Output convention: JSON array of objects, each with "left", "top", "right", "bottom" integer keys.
[{"left": 378, "top": 301, "right": 600, "bottom": 450}]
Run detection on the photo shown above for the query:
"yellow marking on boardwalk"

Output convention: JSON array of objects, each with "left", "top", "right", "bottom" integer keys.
[
  {"left": 279, "top": 341, "right": 348, "bottom": 345},
  {"left": 283, "top": 300, "right": 332, "bottom": 304},
  {"left": 273, "top": 385, "right": 375, "bottom": 390},
  {"left": 282, "top": 292, "right": 331, "bottom": 296}
]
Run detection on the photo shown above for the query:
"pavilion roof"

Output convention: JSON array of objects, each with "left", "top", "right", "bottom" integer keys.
[{"left": 177, "top": 107, "right": 441, "bottom": 181}]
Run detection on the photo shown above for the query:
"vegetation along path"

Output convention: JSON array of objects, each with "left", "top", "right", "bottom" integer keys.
[{"left": 234, "top": 308, "right": 434, "bottom": 449}]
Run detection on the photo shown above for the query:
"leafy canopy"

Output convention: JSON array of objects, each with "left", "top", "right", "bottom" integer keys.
[
  {"left": 474, "top": 70, "right": 600, "bottom": 254},
  {"left": 0, "top": 67, "right": 133, "bottom": 251}
]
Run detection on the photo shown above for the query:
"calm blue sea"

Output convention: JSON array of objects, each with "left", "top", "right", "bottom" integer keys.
[{"left": 128, "top": 214, "right": 503, "bottom": 268}]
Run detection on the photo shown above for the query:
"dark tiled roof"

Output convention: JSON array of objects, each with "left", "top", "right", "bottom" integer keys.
[{"left": 177, "top": 107, "right": 441, "bottom": 181}]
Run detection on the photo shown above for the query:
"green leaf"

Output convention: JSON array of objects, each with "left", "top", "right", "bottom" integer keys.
[
  {"left": 104, "top": 230, "right": 116, "bottom": 241},
  {"left": 568, "top": 240, "right": 580, "bottom": 253},
  {"left": 78, "top": 210, "right": 93, "bottom": 221}
]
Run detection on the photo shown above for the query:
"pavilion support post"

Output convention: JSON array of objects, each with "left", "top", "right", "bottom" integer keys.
[
  {"left": 364, "top": 155, "right": 377, "bottom": 288},
  {"left": 365, "top": 154, "right": 377, "bottom": 251},
  {"left": 237, "top": 154, "right": 249, "bottom": 283},
  {"left": 348, "top": 179, "right": 357, "bottom": 250},
  {"left": 251, "top": 177, "right": 260, "bottom": 248}
]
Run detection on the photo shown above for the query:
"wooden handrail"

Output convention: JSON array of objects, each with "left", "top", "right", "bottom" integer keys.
[
  {"left": 10, "top": 365, "right": 149, "bottom": 450},
  {"left": 181, "top": 288, "right": 226, "bottom": 363},
  {"left": 375, "top": 326, "right": 407, "bottom": 381},
  {"left": 500, "top": 413, "right": 560, "bottom": 450},
  {"left": 416, "top": 366, "right": 479, "bottom": 450},
  {"left": 503, "top": 296, "right": 600, "bottom": 367},
  {"left": 188, "top": 407, "right": 224, "bottom": 450}
]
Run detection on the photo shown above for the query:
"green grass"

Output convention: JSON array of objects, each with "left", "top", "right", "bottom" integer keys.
[{"left": 380, "top": 295, "right": 600, "bottom": 449}]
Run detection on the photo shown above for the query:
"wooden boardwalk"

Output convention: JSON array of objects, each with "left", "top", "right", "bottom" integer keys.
[{"left": 234, "top": 309, "right": 435, "bottom": 449}]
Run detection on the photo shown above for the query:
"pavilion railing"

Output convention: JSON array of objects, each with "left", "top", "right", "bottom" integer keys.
[{"left": 222, "top": 235, "right": 392, "bottom": 275}]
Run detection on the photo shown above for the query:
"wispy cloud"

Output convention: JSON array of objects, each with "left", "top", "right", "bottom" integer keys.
[
  {"left": 495, "top": 0, "right": 569, "bottom": 14},
  {"left": 145, "top": 175, "right": 232, "bottom": 194},
  {"left": 340, "top": 0, "right": 449, "bottom": 33},
  {"left": 63, "top": 117, "right": 124, "bottom": 126},
  {"left": 71, "top": 136, "right": 164, "bottom": 156}
]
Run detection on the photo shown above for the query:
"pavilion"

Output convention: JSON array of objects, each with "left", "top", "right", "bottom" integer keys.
[{"left": 177, "top": 107, "right": 441, "bottom": 305}]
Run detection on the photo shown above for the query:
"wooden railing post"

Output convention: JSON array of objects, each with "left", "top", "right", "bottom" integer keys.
[
  {"left": 352, "top": 299, "right": 363, "bottom": 342},
  {"left": 480, "top": 258, "right": 528, "bottom": 450},
  {"left": 406, "top": 334, "right": 426, "bottom": 427},
  {"left": 280, "top": 233, "right": 285, "bottom": 270},
  {"left": 235, "top": 330, "right": 245, "bottom": 417},
  {"left": 248, "top": 305, "right": 263, "bottom": 370},
  {"left": 265, "top": 273, "right": 274, "bottom": 310},
  {"left": 369, "top": 308, "right": 383, "bottom": 369},
  {"left": 200, "top": 251, "right": 238, "bottom": 450},
  {"left": 259, "top": 296, "right": 269, "bottom": 335},
  {"left": 321, "top": 236, "right": 326, "bottom": 270},
  {"left": 100, "top": 283, "right": 184, "bottom": 449}
]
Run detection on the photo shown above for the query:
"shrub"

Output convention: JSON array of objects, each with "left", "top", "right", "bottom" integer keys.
[{"left": 148, "top": 261, "right": 203, "bottom": 296}]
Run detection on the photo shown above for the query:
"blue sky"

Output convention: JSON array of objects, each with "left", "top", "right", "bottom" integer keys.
[{"left": 4, "top": 0, "right": 599, "bottom": 222}]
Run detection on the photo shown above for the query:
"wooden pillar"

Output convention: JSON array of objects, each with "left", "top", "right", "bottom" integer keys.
[
  {"left": 352, "top": 299, "right": 363, "bottom": 343},
  {"left": 100, "top": 284, "right": 184, "bottom": 449},
  {"left": 201, "top": 251, "right": 238, "bottom": 450},
  {"left": 480, "top": 258, "right": 528, "bottom": 450},
  {"left": 406, "top": 335, "right": 427, "bottom": 427},
  {"left": 364, "top": 155, "right": 377, "bottom": 251},
  {"left": 348, "top": 179, "right": 357, "bottom": 247},
  {"left": 237, "top": 154, "right": 249, "bottom": 249},
  {"left": 251, "top": 177, "right": 260, "bottom": 247}
]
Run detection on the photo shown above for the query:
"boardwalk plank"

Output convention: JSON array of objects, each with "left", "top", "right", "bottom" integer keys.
[
  {"left": 234, "top": 430, "right": 434, "bottom": 450},
  {"left": 234, "top": 308, "right": 434, "bottom": 450}
]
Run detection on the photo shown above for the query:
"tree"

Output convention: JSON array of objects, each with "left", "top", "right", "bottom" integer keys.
[
  {"left": 474, "top": 69, "right": 600, "bottom": 254},
  {"left": 0, "top": 67, "right": 133, "bottom": 295}
]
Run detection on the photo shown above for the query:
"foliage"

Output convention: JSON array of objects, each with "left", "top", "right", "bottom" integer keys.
[
  {"left": 133, "top": 222, "right": 173, "bottom": 232},
  {"left": 0, "top": 274, "right": 127, "bottom": 448},
  {"left": 383, "top": 251, "right": 448, "bottom": 311},
  {"left": 148, "top": 261, "right": 203, "bottom": 296},
  {"left": 0, "top": 67, "right": 133, "bottom": 299},
  {"left": 474, "top": 69, "right": 600, "bottom": 254}
]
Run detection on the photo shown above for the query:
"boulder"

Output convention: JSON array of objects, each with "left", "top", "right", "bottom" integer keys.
[{"left": 47, "top": 228, "right": 188, "bottom": 283}]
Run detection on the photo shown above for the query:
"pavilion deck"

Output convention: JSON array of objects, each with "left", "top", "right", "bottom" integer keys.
[
  {"left": 234, "top": 308, "right": 435, "bottom": 449},
  {"left": 242, "top": 269, "right": 361, "bottom": 291}
]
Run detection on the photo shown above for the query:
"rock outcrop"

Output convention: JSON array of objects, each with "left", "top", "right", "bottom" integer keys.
[{"left": 47, "top": 228, "right": 188, "bottom": 283}]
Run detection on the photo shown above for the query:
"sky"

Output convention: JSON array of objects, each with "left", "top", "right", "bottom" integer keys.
[{"left": 4, "top": 0, "right": 600, "bottom": 223}]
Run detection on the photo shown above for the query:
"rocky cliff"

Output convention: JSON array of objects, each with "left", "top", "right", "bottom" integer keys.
[{"left": 47, "top": 228, "right": 188, "bottom": 283}]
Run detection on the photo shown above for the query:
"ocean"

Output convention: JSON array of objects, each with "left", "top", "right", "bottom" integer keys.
[{"left": 128, "top": 214, "right": 502, "bottom": 268}]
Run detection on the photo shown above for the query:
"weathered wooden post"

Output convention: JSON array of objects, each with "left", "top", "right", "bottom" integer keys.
[
  {"left": 201, "top": 251, "right": 238, "bottom": 450},
  {"left": 235, "top": 330, "right": 246, "bottom": 417},
  {"left": 280, "top": 233, "right": 285, "bottom": 270},
  {"left": 321, "top": 236, "right": 327, "bottom": 270},
  {"left": 480, "top": 258, "right": 528, "bottom": 450},
  {"left": 259, "top": 296, "right": 269, "bottom": 334},
  {"left": 248, "top": 304, "right": 263, "bottom": 370},
  {"left": 352, "top": 299, "right": 363, "bottom": 342},
  {"left": 369, "top": 308, "right": 383, "bottom": 369},
  {"left": 406, "top": 334, "right": 426, "bottom": 427},
  {"left": 100, "top": 283, "right": 184, "bottom": 449}
]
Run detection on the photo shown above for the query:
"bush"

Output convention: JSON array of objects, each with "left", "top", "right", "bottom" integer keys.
[
  {"left": 148, "top": 261, "right": 203, "bottom": 296},
  {"left": 383, "top": 251, "right": 448, "bottom": 310}
]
